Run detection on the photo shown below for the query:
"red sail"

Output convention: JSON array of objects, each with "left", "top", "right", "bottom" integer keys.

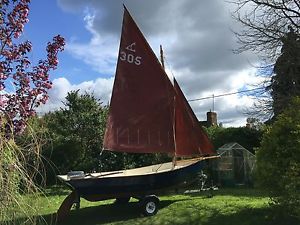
[
  {"left": 104, "top": 7, "right": 215, "bottom": 157},
  {"left": 103, "top": 7, "right": 175, "bottom": 153},
  {"left": 174, "top": 79, "right": 214, "bottom": 156}
]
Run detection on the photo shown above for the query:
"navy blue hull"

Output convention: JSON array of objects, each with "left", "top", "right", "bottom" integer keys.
[{"left": 61, "top": 160, "right": 204, "bottom": 201}]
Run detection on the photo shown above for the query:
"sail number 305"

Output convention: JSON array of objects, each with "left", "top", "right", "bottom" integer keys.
[
  {"left": 120, "top": 51, "right": 141, "bottom": 65},
  {"left": 119, "top": 42, "right": 142, "bottom": 65}
]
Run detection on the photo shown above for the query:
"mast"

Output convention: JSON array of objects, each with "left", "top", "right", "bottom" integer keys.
[
  {"left": 160, "top": 45, "right": 177, "bottom": 168},
  {"left": 160, "top": 45, "right": 165, "bottom": 70}
]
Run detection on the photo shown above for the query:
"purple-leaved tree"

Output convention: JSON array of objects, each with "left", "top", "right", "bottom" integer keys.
[{"left": 0, "top": 0, "right": 65, "bottom": 135}]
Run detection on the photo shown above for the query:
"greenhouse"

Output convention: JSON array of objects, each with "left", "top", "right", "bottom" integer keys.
[{"left": 214, "top": 142, "right": 256, "bottom": 186}]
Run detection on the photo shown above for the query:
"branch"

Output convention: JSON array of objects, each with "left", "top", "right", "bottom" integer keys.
[{"left": 252, "top": 0, "right": 300, "bottom": 18}]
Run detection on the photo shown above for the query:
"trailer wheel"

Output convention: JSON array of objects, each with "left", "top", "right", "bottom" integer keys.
[
  {"left": 141, "top": 195, "right": 159, "bottom": 216},
  {"left": 114, "top": 197, "right": 131, "bottom": 204}
]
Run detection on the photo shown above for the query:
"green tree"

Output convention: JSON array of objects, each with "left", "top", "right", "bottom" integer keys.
[
  {"left": 256, "top": 97, "right": 300, "bottom": 218},
  {"left": 270, "top": 28, "right": 300, "bottom": 118},
  {"left": 44, "top": 90, "right": 109, "bottom": 175}
]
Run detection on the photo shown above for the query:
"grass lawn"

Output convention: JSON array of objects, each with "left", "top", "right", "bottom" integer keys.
[{"left": 7, "top": 186, "right": 300, "bottom": 225}]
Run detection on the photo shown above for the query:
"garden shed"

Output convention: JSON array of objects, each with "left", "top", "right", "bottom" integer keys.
[{"left": 214, "top": 142, "right": 256, "bottom": 186}]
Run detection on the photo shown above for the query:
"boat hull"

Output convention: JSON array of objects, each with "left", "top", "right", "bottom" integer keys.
[{"left": 58, "top": 159, "right": 205, "bottom": 201}]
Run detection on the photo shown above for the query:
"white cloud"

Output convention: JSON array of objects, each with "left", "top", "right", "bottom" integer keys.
[
  {"left": 184, "top": 67, "right": 258, "bottom": 127},
  {"left": 66, "top": 9, "right": 119, "bottom": 75},
  {"left": 66, "top": 38, "right": 118, "bottom": 75},
  {"left": 37, "top": 77, "right": 114, "bottom": 114}
]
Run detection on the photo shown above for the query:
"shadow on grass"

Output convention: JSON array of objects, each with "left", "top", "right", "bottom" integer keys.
[
  {"left": 56, "top": 203, "right": 299, "bottom": 225},
  {"left": 42, "top": 199, "right": 178, "bottom": 225}
]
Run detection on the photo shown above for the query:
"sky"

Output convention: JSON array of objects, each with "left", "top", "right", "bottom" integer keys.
[{"left": 24, "top": 0, "right": 264, "bottom": 127}]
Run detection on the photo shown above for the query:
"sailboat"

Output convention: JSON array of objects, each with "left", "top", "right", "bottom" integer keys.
[{"left": 57, "top": 6, "right": 217, "bottom": 219}]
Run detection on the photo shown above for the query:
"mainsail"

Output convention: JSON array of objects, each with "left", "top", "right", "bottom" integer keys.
[{"left": 103, "top": 7, "right": 214, "bottom": 156}]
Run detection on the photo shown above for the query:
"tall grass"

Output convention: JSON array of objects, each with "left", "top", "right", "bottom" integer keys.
[{"left": 0, "top": 119, "right": 48, "bottom": 225}]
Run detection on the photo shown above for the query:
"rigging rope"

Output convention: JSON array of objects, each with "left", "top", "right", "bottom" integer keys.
[{"left": 188, "top": 87, "right": 265, "bottom": 102}]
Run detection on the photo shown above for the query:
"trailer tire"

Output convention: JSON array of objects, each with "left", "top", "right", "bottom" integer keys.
[{"left": 141, "top": 195, "right": 159, "bottom": 216}]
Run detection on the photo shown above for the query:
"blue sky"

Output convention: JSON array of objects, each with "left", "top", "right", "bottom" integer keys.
[
  {"left": 24, "top": 0, "right": 264, "bottom": 127},
  {"left": 25, "top": 0, "right": 100, "bottom": 83}
]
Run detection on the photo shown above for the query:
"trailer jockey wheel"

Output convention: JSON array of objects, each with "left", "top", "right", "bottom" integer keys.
[
  {"left": 141, "top": 195, "right": 159, "bottom": 216},
  {"left": 74, "top": 201, "right": 80, "bottom": 210},
  {"left": 73, "top": 194, "right": 80, "bottom": 210}
]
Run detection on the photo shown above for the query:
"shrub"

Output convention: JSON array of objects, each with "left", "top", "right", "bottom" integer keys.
[{"left": 256, "top": 97, "right": 300, "bottom": 218}]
